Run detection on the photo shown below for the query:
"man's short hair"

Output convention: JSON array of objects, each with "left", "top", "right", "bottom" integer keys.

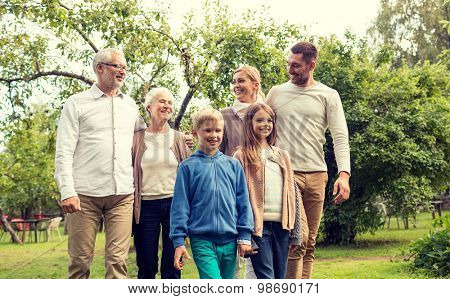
[
  {"left": 92, "top": 48, "right": 124, "bottom": 74},
  {"left": 290, "top": 42, "right": 318, "bottom": 63},
  {"left": 192, "top": 108, "right": 224, "bottom": 131}
]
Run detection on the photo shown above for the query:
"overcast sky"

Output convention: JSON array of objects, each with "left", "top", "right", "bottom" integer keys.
[{"left": 168, "top": 0, "right": 380, "bottom": 38}]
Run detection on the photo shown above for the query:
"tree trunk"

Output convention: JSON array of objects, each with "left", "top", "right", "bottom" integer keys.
[
  {"left": 25, "top": 204, "right": 33, "bottom": 219},
  {"left": 174, "top": 89, "right": 195, "bottom": 130},
  {"left": 0, "top": 209, "right": 23, "bottom": 244}
]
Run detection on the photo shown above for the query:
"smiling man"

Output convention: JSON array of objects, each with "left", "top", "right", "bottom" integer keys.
[
  {"left": 266, "top": 41, "right": 351, "bottom": 279},
  {"left": 54, "top": 48, "right": 145, "bottom": 279}
]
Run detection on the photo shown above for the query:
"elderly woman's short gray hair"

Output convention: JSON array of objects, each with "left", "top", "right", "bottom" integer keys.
[
  {"left": 144, "top": 87, "right": 176, "bottom": 108},
  {"left": 92, "top": 48, "right": 124, "bottom": 74}
]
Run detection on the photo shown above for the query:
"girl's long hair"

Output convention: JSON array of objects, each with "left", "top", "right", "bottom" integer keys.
[{"left": 241, "top": 103, "right": 277, "bottom": 164}]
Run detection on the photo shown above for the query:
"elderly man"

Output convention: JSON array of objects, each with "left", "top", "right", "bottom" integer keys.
[
  {"left": 266, "top": 41, "right": 351, "bottom": 279},
  {"left": 55, "top": 48, "right": 144, "bottom": 279}
]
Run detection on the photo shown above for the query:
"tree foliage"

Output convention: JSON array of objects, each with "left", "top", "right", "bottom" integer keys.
[
  {"left": 0, "top": 0, "right": 179, "bottom": 122},
  {"left": 0, "top": 0, "right": 303, "bottom": 128},
  {"left": 0, "top": 106, "right": 59, "bottom": 218},
  {"left": 369, "top": 0, "right": 450, "bottom": 66},
  {"left": 155, "top": 1, "right": 304, "bottom": 128},
  {"left": 317, "top": 35, "right": 449, "bottom": 243}
]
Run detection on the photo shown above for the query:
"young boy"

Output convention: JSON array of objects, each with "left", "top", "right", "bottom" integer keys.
[{"left": 170, "top": 108, "right": 254, "bottom": 279}]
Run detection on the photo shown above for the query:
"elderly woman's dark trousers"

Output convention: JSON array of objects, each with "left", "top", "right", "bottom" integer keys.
[{"left": 133, "top": 198, "right": 180, "bottom": 279}]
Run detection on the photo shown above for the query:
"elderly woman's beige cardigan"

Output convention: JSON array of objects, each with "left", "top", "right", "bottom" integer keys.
[{"left": 132, "top": 129, "right": 191, "bottom": 224}]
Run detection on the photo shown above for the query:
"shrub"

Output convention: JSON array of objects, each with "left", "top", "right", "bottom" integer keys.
[{"left": 407, "top": 215, "right": 450, "bottom": 277}]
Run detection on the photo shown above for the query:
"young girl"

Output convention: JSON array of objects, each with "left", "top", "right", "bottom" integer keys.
[{"left": 233, "top": 103, "right": 301, "bottom": 279}]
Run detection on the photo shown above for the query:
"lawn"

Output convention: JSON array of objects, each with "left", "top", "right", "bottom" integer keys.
[{"left": 0, "top": 211, "right": 446, "bottom": 279}]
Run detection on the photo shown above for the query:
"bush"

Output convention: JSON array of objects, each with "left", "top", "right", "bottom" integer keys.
[
  {"left": 407, "top": 215, "right": 450, "bottom": 277},
  {"left": 318, "top": 36, "right": 450, "bottom": 244}
]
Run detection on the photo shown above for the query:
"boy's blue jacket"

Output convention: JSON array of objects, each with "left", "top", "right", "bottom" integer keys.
[{"left": 170, "top": 150, "right": 254, "bottom": 248}]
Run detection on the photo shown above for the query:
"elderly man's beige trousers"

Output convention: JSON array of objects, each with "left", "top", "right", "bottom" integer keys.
[
  {"left": 286, "top": 172, "right": 328, "bottom": 279},
  {"left": 67, "top": 193, "right": 133, "bottom": 279}
]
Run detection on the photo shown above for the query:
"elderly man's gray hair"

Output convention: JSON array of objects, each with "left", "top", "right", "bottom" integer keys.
[{"left": 92, "top": 48, "right": 125, "bottom": 74}]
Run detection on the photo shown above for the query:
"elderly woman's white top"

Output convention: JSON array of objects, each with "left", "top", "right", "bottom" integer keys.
[{"left": 141, "top": 128, "right": 178, "bottom": 200}]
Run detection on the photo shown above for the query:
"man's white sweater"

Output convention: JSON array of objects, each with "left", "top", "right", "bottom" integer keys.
[{"left": 266, "top": 81, "right": 351, "bottom": 174}]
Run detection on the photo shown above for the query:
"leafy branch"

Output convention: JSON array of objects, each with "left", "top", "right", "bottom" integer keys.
[
  {"left": 0, "top": 70, "right": 94, "bottom": 85},
  {"left": 56, "top": 1, "right": 99, "bottom": 52}
]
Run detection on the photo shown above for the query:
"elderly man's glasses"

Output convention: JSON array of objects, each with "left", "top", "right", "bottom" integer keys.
[{"left": 100, "top": 62, "right": 128, "bottom": 71}]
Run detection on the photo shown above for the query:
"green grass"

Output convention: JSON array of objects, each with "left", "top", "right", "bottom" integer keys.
[
  {"left": 0, "top": 211, "right": 446, "bottom": 279},
  {"left": 312, "top": 211, "right": 448, "bottom": 278}
]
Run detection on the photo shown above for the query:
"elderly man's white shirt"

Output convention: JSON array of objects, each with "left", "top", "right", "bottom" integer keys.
[{"left": 55, "top": 84, "right": 145, "bottom": 200}]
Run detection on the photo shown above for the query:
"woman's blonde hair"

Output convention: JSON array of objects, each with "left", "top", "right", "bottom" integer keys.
[
  {"left": 241, "top": 103, "right": 277, "bottom": 164},
  {"left": 233, "top": 65, "right": 265, "bottom": 101}
]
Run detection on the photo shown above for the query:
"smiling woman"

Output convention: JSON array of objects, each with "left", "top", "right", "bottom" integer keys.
[
  {"left": 219, "top": 66, "right": 264, "bottom": 157},
  {"left": 131, "top": 87, "right": 191, "bottom": 279}
]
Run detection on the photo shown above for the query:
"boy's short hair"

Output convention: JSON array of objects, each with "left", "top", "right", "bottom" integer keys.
[{"left": 192, "top": 108, "right": 224, "bottom": 131}]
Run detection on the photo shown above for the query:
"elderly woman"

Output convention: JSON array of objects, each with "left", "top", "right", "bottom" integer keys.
[{"left": 132, "top": 87, "right": 191, "bottom": 279}]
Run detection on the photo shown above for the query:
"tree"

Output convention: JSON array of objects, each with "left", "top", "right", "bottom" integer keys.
[
  {"left": 160, "top": 2, "right": 304, "bottom": 128},
  {"left": 0, "top": 208, "right": 22, "bottom": 244},
  {"left": 0, "top": 106, "right": 60, "bottom": 219},
  {"left": 368, "top": 0, "right": 450, "bottom": 66},
  {"left": 317, "top": 35, "right": 450, "bottom": 243},
  {"left": 0, "top": 0, "right": 303, "bottom": 129},
  {"left": 0, "top": 0, "right": 176, "bottom": 121}
]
